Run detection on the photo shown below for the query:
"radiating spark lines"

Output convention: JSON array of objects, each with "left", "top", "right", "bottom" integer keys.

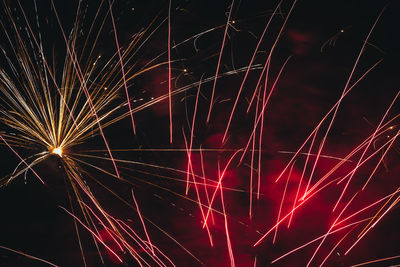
[
  {"left": 206, "top": 0, "right": 234, "bottom": 124},
  {"left": 0, "top": 245, "right": 59, "bottom": 267},
  {"left": 0, "top": 1, "right": 398, "bottom": 266},
  {"left": 108, "top": 0, "right": 136, "bottom": 136}
]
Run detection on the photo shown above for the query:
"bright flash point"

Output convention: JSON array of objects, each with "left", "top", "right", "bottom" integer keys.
[{"left": 52, "top": 147, "right": 63, "bottom": 157}]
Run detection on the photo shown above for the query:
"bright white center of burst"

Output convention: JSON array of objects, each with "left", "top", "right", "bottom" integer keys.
[{"left": 52, "top": 147, "right": 63, "bottom": 157}]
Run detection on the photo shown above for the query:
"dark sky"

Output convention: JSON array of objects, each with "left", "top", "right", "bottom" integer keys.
[{"left": 0, "top": 0, "right": 399, "bottom": 266}]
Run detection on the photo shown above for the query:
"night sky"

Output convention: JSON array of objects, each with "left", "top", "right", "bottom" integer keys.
[{"left": 1, "top": 0, "right": 400, "bottom": 266}]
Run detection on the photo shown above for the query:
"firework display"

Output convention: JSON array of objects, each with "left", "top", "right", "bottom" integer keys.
[{"left": 0, "top": 0, "right": 399, "bottom": 266}]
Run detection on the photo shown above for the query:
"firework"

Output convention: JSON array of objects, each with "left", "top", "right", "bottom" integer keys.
[
  {"left": 0, "top": 0, "right": 177, "bottom": 265},
  {"left": 1, "top": 0, "right": 399, "bottom": 266}
]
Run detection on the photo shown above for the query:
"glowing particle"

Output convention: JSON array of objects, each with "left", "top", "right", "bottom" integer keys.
[{"left": 52, "top": 147, "right": 63, "bottom": 157}]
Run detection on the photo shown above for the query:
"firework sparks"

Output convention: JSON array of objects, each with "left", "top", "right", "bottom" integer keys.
[
  {"left": 51, "top": 147, "right": 63, "bottom": 157},
  {"left": 1, "top": 0, "right": 399, "bottom": 266}
]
